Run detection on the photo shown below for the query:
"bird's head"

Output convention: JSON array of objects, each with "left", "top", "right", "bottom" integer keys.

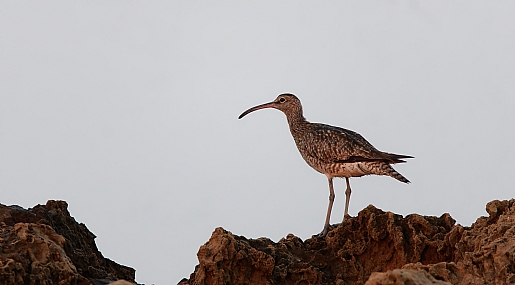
[{"left": 238, "top": 93, "right": 303, "bottom": 119}]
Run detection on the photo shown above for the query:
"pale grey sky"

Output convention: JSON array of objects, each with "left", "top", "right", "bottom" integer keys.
[{"left": 1, "top": 2, "right": 514, "bottom": 284}]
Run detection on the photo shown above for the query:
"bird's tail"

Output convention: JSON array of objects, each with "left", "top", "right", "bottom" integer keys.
[
  {"left": 364, "top": 161, "right": 410, "bottom": 183},
  {"left": 383, "top": 164, "right": 410, "bottom": 183}
]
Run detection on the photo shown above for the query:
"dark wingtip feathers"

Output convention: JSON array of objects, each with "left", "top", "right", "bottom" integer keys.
[{"left": 385, "top": 153, "right": 414, "bottom": 164}]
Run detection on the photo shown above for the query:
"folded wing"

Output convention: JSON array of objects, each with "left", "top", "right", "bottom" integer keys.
[{"left": 301, "top": 124, "right": 413, "bottom": 165}]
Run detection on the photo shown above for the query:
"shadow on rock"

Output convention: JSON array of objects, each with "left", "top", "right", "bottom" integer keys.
[{"left": 0, "top": 200, "right": 135, "bottom": 285}]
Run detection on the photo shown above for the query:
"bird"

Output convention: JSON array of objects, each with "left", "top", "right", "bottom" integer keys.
[{"left": 238, "top": 93, "right": 413, "bottom": 237}]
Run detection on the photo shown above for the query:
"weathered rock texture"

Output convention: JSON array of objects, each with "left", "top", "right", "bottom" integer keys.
[
  {"left": 0, "top": 200, "right": 135, "bottom": 285},
  {"left": 180, "top": 199, "right": 515, "bottom": 285},
  {"left": 365, "top": 269, "right": 451, "bottom": 285}
]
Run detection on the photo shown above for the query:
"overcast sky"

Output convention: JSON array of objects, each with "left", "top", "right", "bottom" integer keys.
[{"left": 1, "top": 1, "right": 514, "bottom": 284}]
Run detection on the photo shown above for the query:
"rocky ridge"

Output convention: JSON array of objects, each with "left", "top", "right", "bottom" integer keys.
[
  {"left": 0, "top": 200, "right": 135, "bottom": 285},
  {"left": 180, "top": 199, "right": 515, "bottom": 285}
]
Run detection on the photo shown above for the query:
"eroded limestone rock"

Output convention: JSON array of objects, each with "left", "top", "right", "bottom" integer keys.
[
  {"left": 0, "top": 200, "right": 135, "bottom": 285},
  {"left": 181, "top": 199, "right": 515, "bottom": 285}
]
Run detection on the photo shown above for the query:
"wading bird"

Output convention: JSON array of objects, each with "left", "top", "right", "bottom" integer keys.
[{"left": 239, "top": 94, "right": 413, "bottom": 237}]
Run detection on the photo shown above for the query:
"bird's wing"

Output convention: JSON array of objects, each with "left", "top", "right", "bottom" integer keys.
[{"left": 300, "top": 124, "right": 405, "bottom": 164}]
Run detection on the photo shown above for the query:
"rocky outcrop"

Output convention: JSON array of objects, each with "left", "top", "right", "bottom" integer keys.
[
  {"left": 365, "top": 269, "right": 451, "bottom": 285},
  {"left": 180, "top": 199, "right": 515, "bottom": 285},
  {"left": 402, "top": 199, "right": 515, "bottom": 285},
  {"left": 0, "top": 200, "right": 135, "bottom": 285}
]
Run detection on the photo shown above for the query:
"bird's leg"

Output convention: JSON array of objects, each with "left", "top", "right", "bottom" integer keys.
[
  {"left": 343, "top": 177, "right": 352, "bottom": 221},
  {"left": 319, "top": 176, "right": 335, "bottom": 237}
]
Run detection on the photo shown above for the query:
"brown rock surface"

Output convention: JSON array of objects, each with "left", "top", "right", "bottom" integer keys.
[
  {"left": 180, "top": 199, "right": 515, "bottom": 285},
  {"left": 403, "top": 199, "right": 515, "bottom": 285},
  {"left": 365, "top": 269, "right": 451, "bottom": 285},
  {"left": 0, "top": 200, "right": 135, "bottom": 285}
]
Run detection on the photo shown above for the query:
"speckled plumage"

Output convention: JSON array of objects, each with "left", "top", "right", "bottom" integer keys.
[{"left": 239, "top": 93, "right": 413, "bottom": 237}]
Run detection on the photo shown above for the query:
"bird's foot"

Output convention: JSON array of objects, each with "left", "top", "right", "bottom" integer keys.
[
  {"left": 316, "top": 225, "right": 331, "bottom": 238},
  {"left": 317, "top": 221, "right": 354, "bottom": 237},
  {"left": 316, "top": 229, "right": 328, "bottom": 238}
]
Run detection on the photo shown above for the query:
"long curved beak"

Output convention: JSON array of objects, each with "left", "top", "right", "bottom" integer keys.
[{"left": 238, "top": 101, "right": 276, "bottom": 119}]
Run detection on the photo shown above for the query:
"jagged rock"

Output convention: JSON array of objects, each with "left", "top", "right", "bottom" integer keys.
[
  {"left": 365, "top": 269, "right": 451, "bottom": 285},
  {"left": 180, "top": 199, "right": 515, "bottom": 285},
  {"left": 0, "top": 200, "right": 135, "bottom": 285},
  {"left": 403, "top": 199, "right": 515, "bottom": 285}
]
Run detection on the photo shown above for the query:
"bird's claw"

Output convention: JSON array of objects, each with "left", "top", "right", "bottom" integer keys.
[{"left": 316, "top": 225, "right": 332, "bottom": 237}]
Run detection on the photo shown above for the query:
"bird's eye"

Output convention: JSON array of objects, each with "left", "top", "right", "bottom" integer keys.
[{"left": 279, "top": 97, "right": 286, "bottom": 103}]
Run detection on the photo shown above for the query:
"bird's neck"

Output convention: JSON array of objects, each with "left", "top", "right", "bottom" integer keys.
[{"left": 286, "top": 112, "right": 308, "bottom": 135}]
